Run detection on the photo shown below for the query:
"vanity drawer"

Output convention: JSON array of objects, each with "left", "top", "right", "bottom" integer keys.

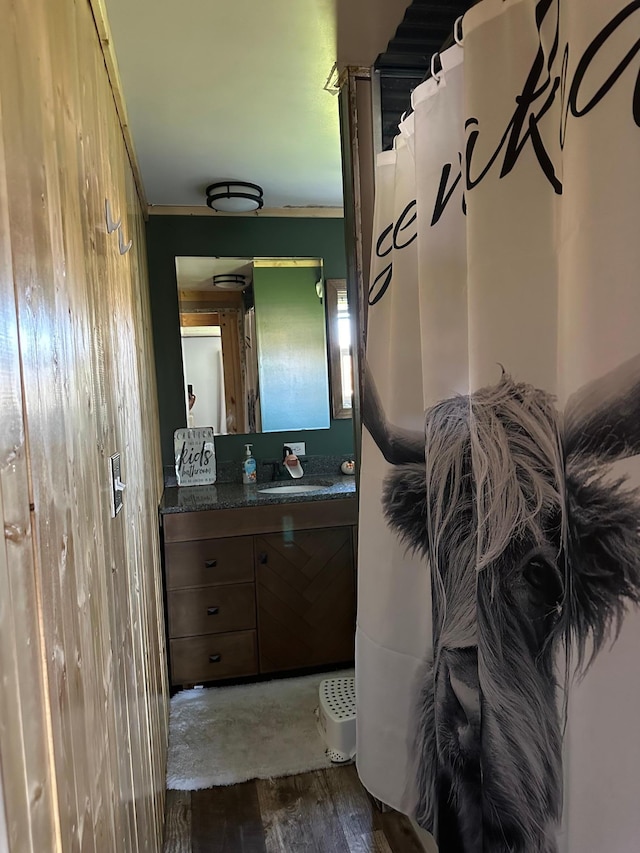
[
  {"left": 170, "top": 630, "right": 258, "bottom": 684},
  {"left": 165, "top": 536, "right": 254, "bottom": 589},
  {"left": 168, "top": 583, "right": 256, "bottom": 637}
]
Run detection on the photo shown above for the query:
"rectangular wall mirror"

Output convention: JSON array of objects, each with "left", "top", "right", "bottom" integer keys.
[{"left": 177, "top": 257, "right": 352, "bottom": 435}]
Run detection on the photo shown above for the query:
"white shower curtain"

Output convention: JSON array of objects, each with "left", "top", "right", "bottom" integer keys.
[
  {"left": 357, "top": 132, "right": 432, "bottom": 817},
  {"left": 356, "top": 1, "right": 640, "bottom": 851}
]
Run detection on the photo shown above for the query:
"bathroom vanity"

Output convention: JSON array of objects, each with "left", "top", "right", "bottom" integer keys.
[{"left": 160, "top": 476, "right": 357, "bottom": 690}]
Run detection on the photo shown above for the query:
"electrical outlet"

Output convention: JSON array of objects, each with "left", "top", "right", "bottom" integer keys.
[{"left": 284, "top": 441, "right": 306, "bottom": 457}]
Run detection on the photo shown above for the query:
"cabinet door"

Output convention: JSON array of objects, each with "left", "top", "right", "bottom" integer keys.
[{"left": 256, "top": 527, "right": 355, "bottom": 672}]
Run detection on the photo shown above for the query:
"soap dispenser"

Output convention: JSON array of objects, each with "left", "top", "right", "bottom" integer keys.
[{"left": 242, "top": 443, "right": 257, "bottom": 485}]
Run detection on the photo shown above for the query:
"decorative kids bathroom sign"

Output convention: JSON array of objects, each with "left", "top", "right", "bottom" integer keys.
[{"left": 174, "top": 427, "right": 216, "bottom": 486}]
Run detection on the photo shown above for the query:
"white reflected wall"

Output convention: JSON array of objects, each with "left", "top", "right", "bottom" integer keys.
[{"left": 181, "top": 329, "right": 227, "bottom": 434}]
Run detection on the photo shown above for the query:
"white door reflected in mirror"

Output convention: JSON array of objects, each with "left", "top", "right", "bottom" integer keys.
[{"left": 181, "top": 325, "right": 228, "bottom": 433}]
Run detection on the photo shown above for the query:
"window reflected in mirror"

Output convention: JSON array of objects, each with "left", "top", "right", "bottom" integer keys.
[{"left": 326, "top": 279, "right": 353, "bottom": 419}]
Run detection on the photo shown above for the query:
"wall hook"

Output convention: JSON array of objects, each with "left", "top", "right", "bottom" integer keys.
[
  {"left": 105, "top": 198, "right": 121, "bottom": 234},
  {"left": 118, "top": 228, "right": 132, "bottom": 255}
]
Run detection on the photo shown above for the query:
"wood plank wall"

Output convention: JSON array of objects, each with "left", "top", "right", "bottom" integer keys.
[{"left": 0, "top": 0, "right": 168, "bottom": 851}]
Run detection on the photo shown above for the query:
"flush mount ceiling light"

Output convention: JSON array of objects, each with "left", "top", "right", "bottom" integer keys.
[
  {"left": 205, "top": 180, "right": 264, "bottom": 213},
  {"left": 212, "top": 274, "right": 249, "bottom": 291}
]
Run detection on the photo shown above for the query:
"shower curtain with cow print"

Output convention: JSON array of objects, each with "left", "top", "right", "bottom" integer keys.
[{"left": 356, "top": 2, "right": 640, "bottom": 852}]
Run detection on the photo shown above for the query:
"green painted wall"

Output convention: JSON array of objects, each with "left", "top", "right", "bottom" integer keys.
[
  {"left": 254, "top": 265, "right": 330, "bottom": 431},
  {"left": 146, "top": 215, "right": 354, "bottom": 468}
]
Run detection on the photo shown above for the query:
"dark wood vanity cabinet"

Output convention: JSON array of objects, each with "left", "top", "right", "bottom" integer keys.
[
  {"left": 162, "top": 499, "right": 357, "bottom": 689},
  {"left": 256, "top": 526, "right": 355, "bottom": 673}
]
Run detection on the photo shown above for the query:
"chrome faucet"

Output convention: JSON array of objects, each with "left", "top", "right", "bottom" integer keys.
[{"left": 282, "top": 446, "right": 304, "bottom": 478}]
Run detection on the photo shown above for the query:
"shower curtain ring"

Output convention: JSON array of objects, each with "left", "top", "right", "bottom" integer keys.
[
  {"left": 454, "top": 16, "right": 464, "bottom": 46},
  {"left": 430, "top": 53, "right": 442, "bottom": 83}
]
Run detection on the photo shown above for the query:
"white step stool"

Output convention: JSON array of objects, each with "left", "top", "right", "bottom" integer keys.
[{"left": 315, "top": 675, "right": 356, "bottom": 764}]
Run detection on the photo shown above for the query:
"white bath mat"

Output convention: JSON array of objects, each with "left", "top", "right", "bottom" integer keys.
[{"left": 166, "top": 669, "right": 354, "bottom": 790}]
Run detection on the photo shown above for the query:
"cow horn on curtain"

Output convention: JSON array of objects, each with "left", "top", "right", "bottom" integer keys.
[{"left": 356, "top": 2, "right": 640, "bottom": 852}]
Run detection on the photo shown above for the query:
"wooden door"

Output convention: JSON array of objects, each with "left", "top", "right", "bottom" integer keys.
[
  {"left": 256, "top": 527, "right": 356, "bottom": 672},
  {"left": 0, "top": 0, "right": 168, "bottom": 849}
]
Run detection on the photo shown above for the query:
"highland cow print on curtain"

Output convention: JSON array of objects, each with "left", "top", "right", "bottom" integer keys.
[{"left": 356, "top": 2, "right": 640, "bottom": 852}]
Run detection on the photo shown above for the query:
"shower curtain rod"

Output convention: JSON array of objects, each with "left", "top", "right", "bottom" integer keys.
[
  {"left": 393, "top": 1, "right": 482, "bottom": 126},
  {"left": 422, "top": 0, "right": 484, "bottom": 84}
]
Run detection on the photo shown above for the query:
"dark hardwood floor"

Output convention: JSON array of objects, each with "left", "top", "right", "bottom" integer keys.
[{"left": 163, "top": 765, "right": 426, "bottom": 853}]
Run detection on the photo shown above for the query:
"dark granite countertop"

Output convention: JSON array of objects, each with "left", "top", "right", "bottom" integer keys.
[{"left": 159, "top": 473, "right": 357, "bottom": 514}]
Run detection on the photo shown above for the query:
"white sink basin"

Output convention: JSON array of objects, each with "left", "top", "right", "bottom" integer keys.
[{"left": 257, "top": 484, "right": 325, "bottom": 495}]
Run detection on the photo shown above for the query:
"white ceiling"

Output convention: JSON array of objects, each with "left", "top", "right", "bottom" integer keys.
[
  {"left": 103, "top": 0, "right": 411, "bottom": 210},
  {"left": 176, "top": 255, "right": 324, "bottom": 291},
  {"left": 176, "top": 257, "right": 254, "bottom": 290}
]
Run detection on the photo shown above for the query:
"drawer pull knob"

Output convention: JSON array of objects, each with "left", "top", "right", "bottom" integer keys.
[
  {"left": 205, "top": 559, "right": 217, "bottom": 568},
  {"left": 209, "top": 654, "right": 221, "bottom": 663},
  {"left": 207, "top": 606, "right": 219, "bottom": 616},
  {"left": 259, "top": 552, "right": 268, "bottom": 565}
]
